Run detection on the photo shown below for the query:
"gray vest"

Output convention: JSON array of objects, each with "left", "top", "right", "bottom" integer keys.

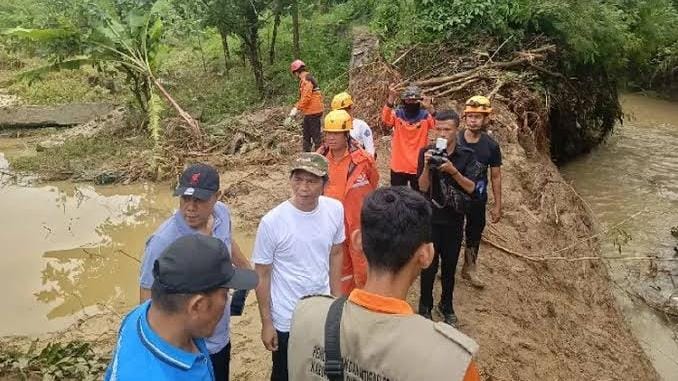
[{"left": 288, "top": 295, "right": 479, "bottom": 381}]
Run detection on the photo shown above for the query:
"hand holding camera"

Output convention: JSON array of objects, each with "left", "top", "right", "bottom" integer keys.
[{"left": 425, "top": 138, "right": 458, "bottom": 175}]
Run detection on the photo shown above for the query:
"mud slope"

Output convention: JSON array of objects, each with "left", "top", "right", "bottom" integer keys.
[{"left": 397, "top": 103, "right": 655, "bottom": 380}]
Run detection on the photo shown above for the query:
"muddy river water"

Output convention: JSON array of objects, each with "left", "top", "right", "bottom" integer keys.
[
  {"left": 562, "top": 93, "right": 678, "bottom": 378},
  {"left": 0, "top": 143, "right": 255, "bottom": 337},
  {"left": 0, "top": 93, "right": 677, "bottom": 377}
]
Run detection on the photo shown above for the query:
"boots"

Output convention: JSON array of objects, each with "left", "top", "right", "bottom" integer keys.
[
  {"left": 418, "top": 302, "right": 432, "bottom": 320},
  {"left": 435, "top": 304, "right": 458, "bottom": 328},
  {"left": 462, "top": 247, "right": 485, "bottom": 289}
]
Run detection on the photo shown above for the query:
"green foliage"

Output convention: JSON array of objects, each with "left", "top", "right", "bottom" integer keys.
[
  {"left": 370, "top": 0, "right": 678, "bottom": 89},
  {"left": 0, "top": 341, "right": 107, "bottom": 380},
  {"left": 7, "top": 67, "right": 120, "bottom": 104}
]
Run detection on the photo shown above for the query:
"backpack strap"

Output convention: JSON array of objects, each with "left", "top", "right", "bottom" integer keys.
[{"left": 324, "top": 296, "right": 348, "bottom": 381}]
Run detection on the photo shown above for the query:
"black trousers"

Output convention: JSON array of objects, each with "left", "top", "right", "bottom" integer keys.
[
  {"left": 420, "top": 218, "right": 464, "bottom": 314},
  {"left": 465, "top": 199, "right": 487, "bottom": 252},
  {"left": 302, "top": 113, "right": 323, "bottom": 152},
  {"left": 390, "top": 170, "right": 420, "bottom": 191},
  {"left": 210, "top": 342, "right": 231, "bottom": 381},
  {"left": 271, "top": 330, "right": 290, "bottom": 381}
]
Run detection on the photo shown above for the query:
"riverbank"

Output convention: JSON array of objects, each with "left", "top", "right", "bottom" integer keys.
[{"left": 0, "top": 93, "right": 662, "bottom": 379}]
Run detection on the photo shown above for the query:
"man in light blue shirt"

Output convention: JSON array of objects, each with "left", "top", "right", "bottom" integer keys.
[
  {"left": 106, "top": 235, "right": 258, "bottom": 381},
  {"left": 139, "top": 163, "right": 252, "bottom": 381}
]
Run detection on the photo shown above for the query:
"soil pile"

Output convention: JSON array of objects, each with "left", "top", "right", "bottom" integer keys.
[{"left": 351, "top": 34, "right": 657, "bottom": 379}]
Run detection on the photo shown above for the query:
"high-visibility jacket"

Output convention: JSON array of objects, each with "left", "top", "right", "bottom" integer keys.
[
  {"left": 295, "top": 72, "right": 324, "bottom": 115},
  {"left": 318, "top": 142, "right": 379, "bottom": 293},
  {"left": 381, "top": 105, "right": 435, "bottom": 174}
]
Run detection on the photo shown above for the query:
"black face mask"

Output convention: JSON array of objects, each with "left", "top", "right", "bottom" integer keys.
[{"left": 403, "top": 102, "right": 420, "bottom": 117}]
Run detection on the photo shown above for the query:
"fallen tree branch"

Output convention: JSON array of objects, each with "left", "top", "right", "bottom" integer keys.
[
  {"left": 115, "top": 249, "right": 141, "bottom": 264},
  {"left": 434, "top": 77, "right": 482, "bottom": 98},
  {"left": 391, "top": 44, "right": 419, "bottom": 66},
  {"left": 482, "top": 236, "right": 678, "bottom": 263},
  {"left": 481, "top": 209, "right": 657, "bottom": 262},
  {"left": 410, "top": 45, "right": 557, "bottom": 88},
  {"left": 488, "top": 80, "right": 505, "bottom": 99},
  {"left": 425, "top": 73, "right": 481, "bottom": 94}
]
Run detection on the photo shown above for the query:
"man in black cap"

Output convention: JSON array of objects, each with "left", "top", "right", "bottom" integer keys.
[
  {"left": 139, "top": 163, "right": 251, "bottom": 381},
  {"left": 106, "top": 235, "right": 258, "bottom": 381}
]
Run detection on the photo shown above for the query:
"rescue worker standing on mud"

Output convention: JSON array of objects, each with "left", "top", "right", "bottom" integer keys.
[
  {"left": 253, "top": 153, "right": 344, "bottom": 381},
  {"left": 417, "top": 110, "right": 482, "bottom": 326},
  {"left": 318, "top": 109, "right": 379, "bottom": 294},
  {"left": 288, "top": 186, "right": 480, "bottom": 381},
  {"left": 458, "top": 95, "right": 503, "bottom": 288},
  {"left": 331, "top": 91, "right": 376, "bottom": 157},
  {"left": 287, "top": 60, "right": 324, "bottom": 152},
  {"left": 382, "top": 84, "right": 435, "bottom": 190}
]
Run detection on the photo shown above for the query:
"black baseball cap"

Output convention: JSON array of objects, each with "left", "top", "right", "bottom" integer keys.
[
  {"left": 173, "top": 163, "right": 220, "bottom": 200},
  {"left": 152, "top": 235, "right": 258, "bottom": 294}
]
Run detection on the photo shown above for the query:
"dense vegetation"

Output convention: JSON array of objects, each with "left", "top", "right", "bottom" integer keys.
[{"left": 0, "top": 0, "right": 676, "bottom": 165}]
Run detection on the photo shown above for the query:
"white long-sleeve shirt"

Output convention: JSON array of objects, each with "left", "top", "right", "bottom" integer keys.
[{"left": 350, "top": 118, "right": 375, "bottom": 156}]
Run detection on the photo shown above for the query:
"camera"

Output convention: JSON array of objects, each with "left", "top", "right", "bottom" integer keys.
[{"left": 429, "top": 138, "right": 448, "bottom": 170}]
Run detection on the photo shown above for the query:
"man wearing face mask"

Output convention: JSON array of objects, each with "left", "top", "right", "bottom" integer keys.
[
  {"left": 417, "top": 110, "right": 482, "bottom": 326},
  {"left": 381, "top": 84, "right": 436, "bottom": 190}
]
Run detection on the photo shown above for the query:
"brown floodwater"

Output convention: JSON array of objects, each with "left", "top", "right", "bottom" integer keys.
[
  {"left": 562, "top": 93, "right": 678, "bottom": 379},
  {"left": 0, "top": 93, "right": 676, "bottom": 378},
  {"left": 0, "top": 153, "right": 254, "bottom": 336}
]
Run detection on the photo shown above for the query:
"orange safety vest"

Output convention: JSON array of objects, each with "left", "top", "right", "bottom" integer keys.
[
  {"left": 295, "top": 72, "right": 324, "bottom": 115},
  {"left": 381, "top": 104, "right": 435, "bottom": 174},
  {"left": 318, "top": 142, "right": 379, "bottom": 293}
]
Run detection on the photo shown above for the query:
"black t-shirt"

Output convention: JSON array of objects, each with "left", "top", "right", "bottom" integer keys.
[
  {"left": 458, "top": 129, "right": 501, "bottom": 194},
  {"left": 417, "top": 144, "right": 483, "bottom": 225}
]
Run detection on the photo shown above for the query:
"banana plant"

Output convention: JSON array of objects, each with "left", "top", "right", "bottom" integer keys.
[{"left": 2, "top": 0, "right": 202, "bottom": 143}]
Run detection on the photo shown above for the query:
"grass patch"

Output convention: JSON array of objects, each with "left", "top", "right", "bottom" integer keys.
[
  {"left": 0, "top": 341, "right": 107, "bottom": 380},
  {"left": 6, "top": 66, "right": 125, "bottom": 106},
  {"left": 10, "top": 130, "right": 152, "bottom": 181}
]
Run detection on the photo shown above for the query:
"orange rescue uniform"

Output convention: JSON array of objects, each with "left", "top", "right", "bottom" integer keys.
[
  {"left": 319, "top": 143, "right": 379, "bottom": 293},
  {"left": 295, "top": 72, "right": 324, "bottom": 116},
  {"left": 381, "top": 104, "right": 435, "bottom": 174}
]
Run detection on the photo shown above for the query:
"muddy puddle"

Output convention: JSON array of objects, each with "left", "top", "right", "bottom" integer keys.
[
  {"left": 0, "top": 155, "right": 254, "bottom": 337},
  {"left": 562, "top": 93, "right": 678, "bottom": 378}
]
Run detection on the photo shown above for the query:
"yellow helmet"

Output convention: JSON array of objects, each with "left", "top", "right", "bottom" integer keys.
[
  {"left": 464, "top": 95, "right": 493, "bottom": 114},
  {"left": 323, "top": 109, "right": 352, "bottom": 132},
  {"left": 331, "top": 92, "right": 354, "bottom": 111}
]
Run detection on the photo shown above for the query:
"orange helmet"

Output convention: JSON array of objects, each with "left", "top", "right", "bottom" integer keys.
[{"left": 290, "top": 59, "right": 306, "bottom": 73}]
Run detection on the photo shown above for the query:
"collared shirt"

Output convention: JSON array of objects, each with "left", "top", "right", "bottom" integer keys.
[
  {"left": 324, "top": 149, "right": 352, "bottom": 201},
  {"left": 348, "top": 288, "right": 413, "bottom": 314},
  {"left": 105, "top": 301, "right": 214, "bottom": 381},
  {"left": 139, "top": 201, "right": 232, "bottom": 354},
  {"left": 350, "top": 118, "right": 375, "bottom": 156}
]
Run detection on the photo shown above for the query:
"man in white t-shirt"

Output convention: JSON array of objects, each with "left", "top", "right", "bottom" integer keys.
[
  {"left": 253, "top": 152, "right": 345, "bottom": 381},
  {"left": 331, "top": 91, "right": 375, "bottom": 156}
]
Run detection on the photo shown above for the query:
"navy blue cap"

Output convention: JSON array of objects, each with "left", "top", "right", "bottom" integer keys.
[
  {"left": 173, "top": 163, "right": 220, "bottom": 200},
  {"left": 152, "top": 235, "right": 258, "bottom": 294}
]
